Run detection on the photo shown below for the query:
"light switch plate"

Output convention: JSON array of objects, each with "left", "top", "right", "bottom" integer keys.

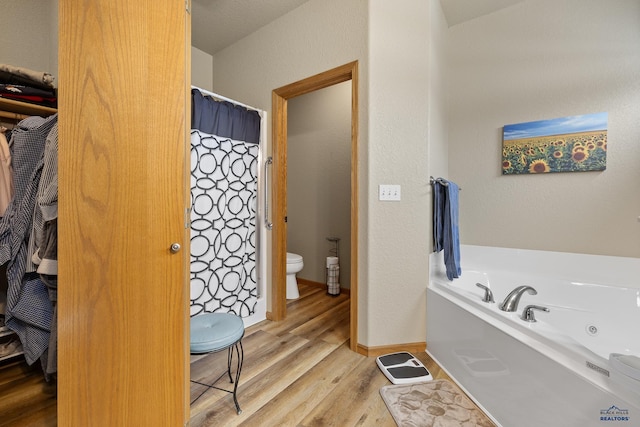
[{"left": 379, "top": 184, "right": 401, "bottom": 201}]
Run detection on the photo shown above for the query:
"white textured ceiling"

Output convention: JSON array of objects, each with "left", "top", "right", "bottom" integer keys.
[
  {"left": 191, "top": 0, "right": 311, "bottom": 55},
  {"left": 191, "top": 0, "right": 525, "bottom": 55}
]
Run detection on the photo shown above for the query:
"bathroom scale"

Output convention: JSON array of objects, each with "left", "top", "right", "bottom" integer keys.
[{"left": 376, "top": 351, "right": 433, "bottom": 384}]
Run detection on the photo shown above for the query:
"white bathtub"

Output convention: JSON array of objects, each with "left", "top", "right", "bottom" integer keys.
[{"left": 426, "top": 245, "right": 640, "bottom": 427}]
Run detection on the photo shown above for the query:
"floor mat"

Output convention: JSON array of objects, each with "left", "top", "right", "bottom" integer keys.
[{"left": 380, "top": 379, "right": 495, "bottom": 427}]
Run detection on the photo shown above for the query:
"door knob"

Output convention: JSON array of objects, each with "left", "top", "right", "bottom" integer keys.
[{"left": 170, "top": 243, "right": 181, "bottom": 254}]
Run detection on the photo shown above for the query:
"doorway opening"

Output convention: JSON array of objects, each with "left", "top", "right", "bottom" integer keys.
[{"left": 271, "top": 61, "right": 359, "bottom": 352}]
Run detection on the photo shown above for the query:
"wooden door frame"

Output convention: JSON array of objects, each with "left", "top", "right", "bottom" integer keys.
[{"left": 271, "top": 61, "right": 359, "bottom": 352}]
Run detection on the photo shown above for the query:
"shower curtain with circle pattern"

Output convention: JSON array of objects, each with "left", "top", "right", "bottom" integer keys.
[{"left": 190, "top": 89, "right": 261, "bottom": 318}]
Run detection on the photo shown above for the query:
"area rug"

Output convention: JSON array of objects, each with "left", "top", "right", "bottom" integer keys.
[{"left": 380, "top": 379, "right": 495, "bottom": 427}]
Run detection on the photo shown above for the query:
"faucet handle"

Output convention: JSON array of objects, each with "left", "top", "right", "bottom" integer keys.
[
  {"left": 521, "top": 305, "right": 549, "bottom": 322},
  {"left": 475, "top": 283, "right": 495, "bottom": 303}
]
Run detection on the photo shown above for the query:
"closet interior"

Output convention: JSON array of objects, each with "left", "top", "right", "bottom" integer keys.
[
  {"left": 0, "top": 71, "right": 58, "bottom": 368},
  {"left": 0, "top": 93, "right": 57, "bottom": 362}
]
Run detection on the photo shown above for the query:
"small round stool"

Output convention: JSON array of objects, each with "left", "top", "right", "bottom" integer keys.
[{"left": 190, "top": 313, "right": 245, "bottom": 414}]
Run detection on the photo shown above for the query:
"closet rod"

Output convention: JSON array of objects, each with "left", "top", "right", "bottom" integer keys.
[
  {"left": 0, "top": 110, "right": 29, "bottom": 121},
  {"left": 191, "top": 85, "right": 262, "bottom": 113}
]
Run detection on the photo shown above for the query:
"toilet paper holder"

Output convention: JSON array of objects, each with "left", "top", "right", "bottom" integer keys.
[{"left": 326, "top": 237, "right": 340, "bottom": 258}]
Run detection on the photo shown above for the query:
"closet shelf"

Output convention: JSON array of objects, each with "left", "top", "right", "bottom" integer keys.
[
  {"left": 0, "top": 350, "right": 24, "bottom": 362},
  {"left": 0, "top": 325, "right": 13, "bottom": 339},
  {"left": 0, "top": 326, "right": 23, "bottom": 362},
  {"left": 0, "top": 97, "right": 57, "bottom": 118}
]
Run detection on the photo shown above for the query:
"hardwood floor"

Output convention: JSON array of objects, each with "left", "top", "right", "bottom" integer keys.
[
  {"left": 0, "top": 283, "right": 494, "bottom": 426},
  {"left": 189, "top": 283, "right": 487, "bottom": 427},
  {"left": 0, "top": 358, "right": 57, "bottom": 426}
]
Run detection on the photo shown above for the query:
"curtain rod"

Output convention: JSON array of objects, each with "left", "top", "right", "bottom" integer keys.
[{"left": 191, "top": 85, "right": 263, "bottom": 114}]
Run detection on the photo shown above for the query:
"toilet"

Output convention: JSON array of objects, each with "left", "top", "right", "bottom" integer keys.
[{"left": 286, "top": 252, "right": 304, "bottom": 299}]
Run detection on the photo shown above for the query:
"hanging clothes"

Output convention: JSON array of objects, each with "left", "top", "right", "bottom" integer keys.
[
  {"left": 0, "top": 127, "right": 13, "bottom": 216},
  {"left": 0, "top": 114, "right": 57, "bottom": 365},
  {"left": 31, "top": 123, "right": 58, "bottom": 377},
  {"left": 0, "top": 125, "right": 11, "bottom": 330}
]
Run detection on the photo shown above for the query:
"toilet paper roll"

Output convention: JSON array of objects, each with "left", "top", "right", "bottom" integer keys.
[{"left": 327, "top": 256, "right": 339, "bottom": 267}]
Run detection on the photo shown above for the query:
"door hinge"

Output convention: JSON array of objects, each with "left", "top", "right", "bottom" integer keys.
[
  {"left": 185, "top": 207, "right": 192, "bottom": 229},
  {"left": 185, "top": 0, "right": 191, "bottom": 14}
]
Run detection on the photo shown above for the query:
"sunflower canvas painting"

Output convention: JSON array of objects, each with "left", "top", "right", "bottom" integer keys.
[{"left": 502, "top": 113, "right": 607, "bottom": 174}]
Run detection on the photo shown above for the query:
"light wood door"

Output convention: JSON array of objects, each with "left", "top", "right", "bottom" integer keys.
[{"left": 57, "top": 1, "right": 190, "bottom": 425}]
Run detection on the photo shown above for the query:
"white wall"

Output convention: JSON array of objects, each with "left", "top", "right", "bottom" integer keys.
[
  {"left": 287, "top": 81, "right": 352, "bottom": 288},
  {"left": 211, "top": 0, "right": 439, "bottom": 348},
  {"left": 367, "top": 0, "right": 431, "bottom": 347},
  {"left": 191, "top": 46, "right": 213, "bottom": 91},
  {"left": 51, "top": 0, "right": 58, "bottom": 77},
  {"left": 447, "top": 0, "right": 640, "bottom": 258},
  {"left": 211, "top": 0, "right": 369, "bottom": 340},
  {"left": 0, "top": 0, "right": 57, "bottom": 83},
  {"left": 211, "top": 0, "right": 366, "bottom": 111},
  {"left": 206, "top": 0, "right": 639, "bottom": 348},
  {"left": 428, "top": 1, "right": 450, "bottom": 250}
]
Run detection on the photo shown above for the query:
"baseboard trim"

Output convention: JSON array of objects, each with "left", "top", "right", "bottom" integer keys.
[
  {"left": 356, "top": 342, "right": 427, "bottom": 358},
  {"left": 297, "top": 278, "right": 351, "bottom": 296}
]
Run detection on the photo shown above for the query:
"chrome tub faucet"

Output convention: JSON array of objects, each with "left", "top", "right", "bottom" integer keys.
[
  {"left": 499, "top": 285, "right": 537, "bottom": 312},
  {"left": 521, "top": 305, "right": 550, "bottom": 322},
  {"left": 475, "top": 283, "right": 495, "bottom": 303}
]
